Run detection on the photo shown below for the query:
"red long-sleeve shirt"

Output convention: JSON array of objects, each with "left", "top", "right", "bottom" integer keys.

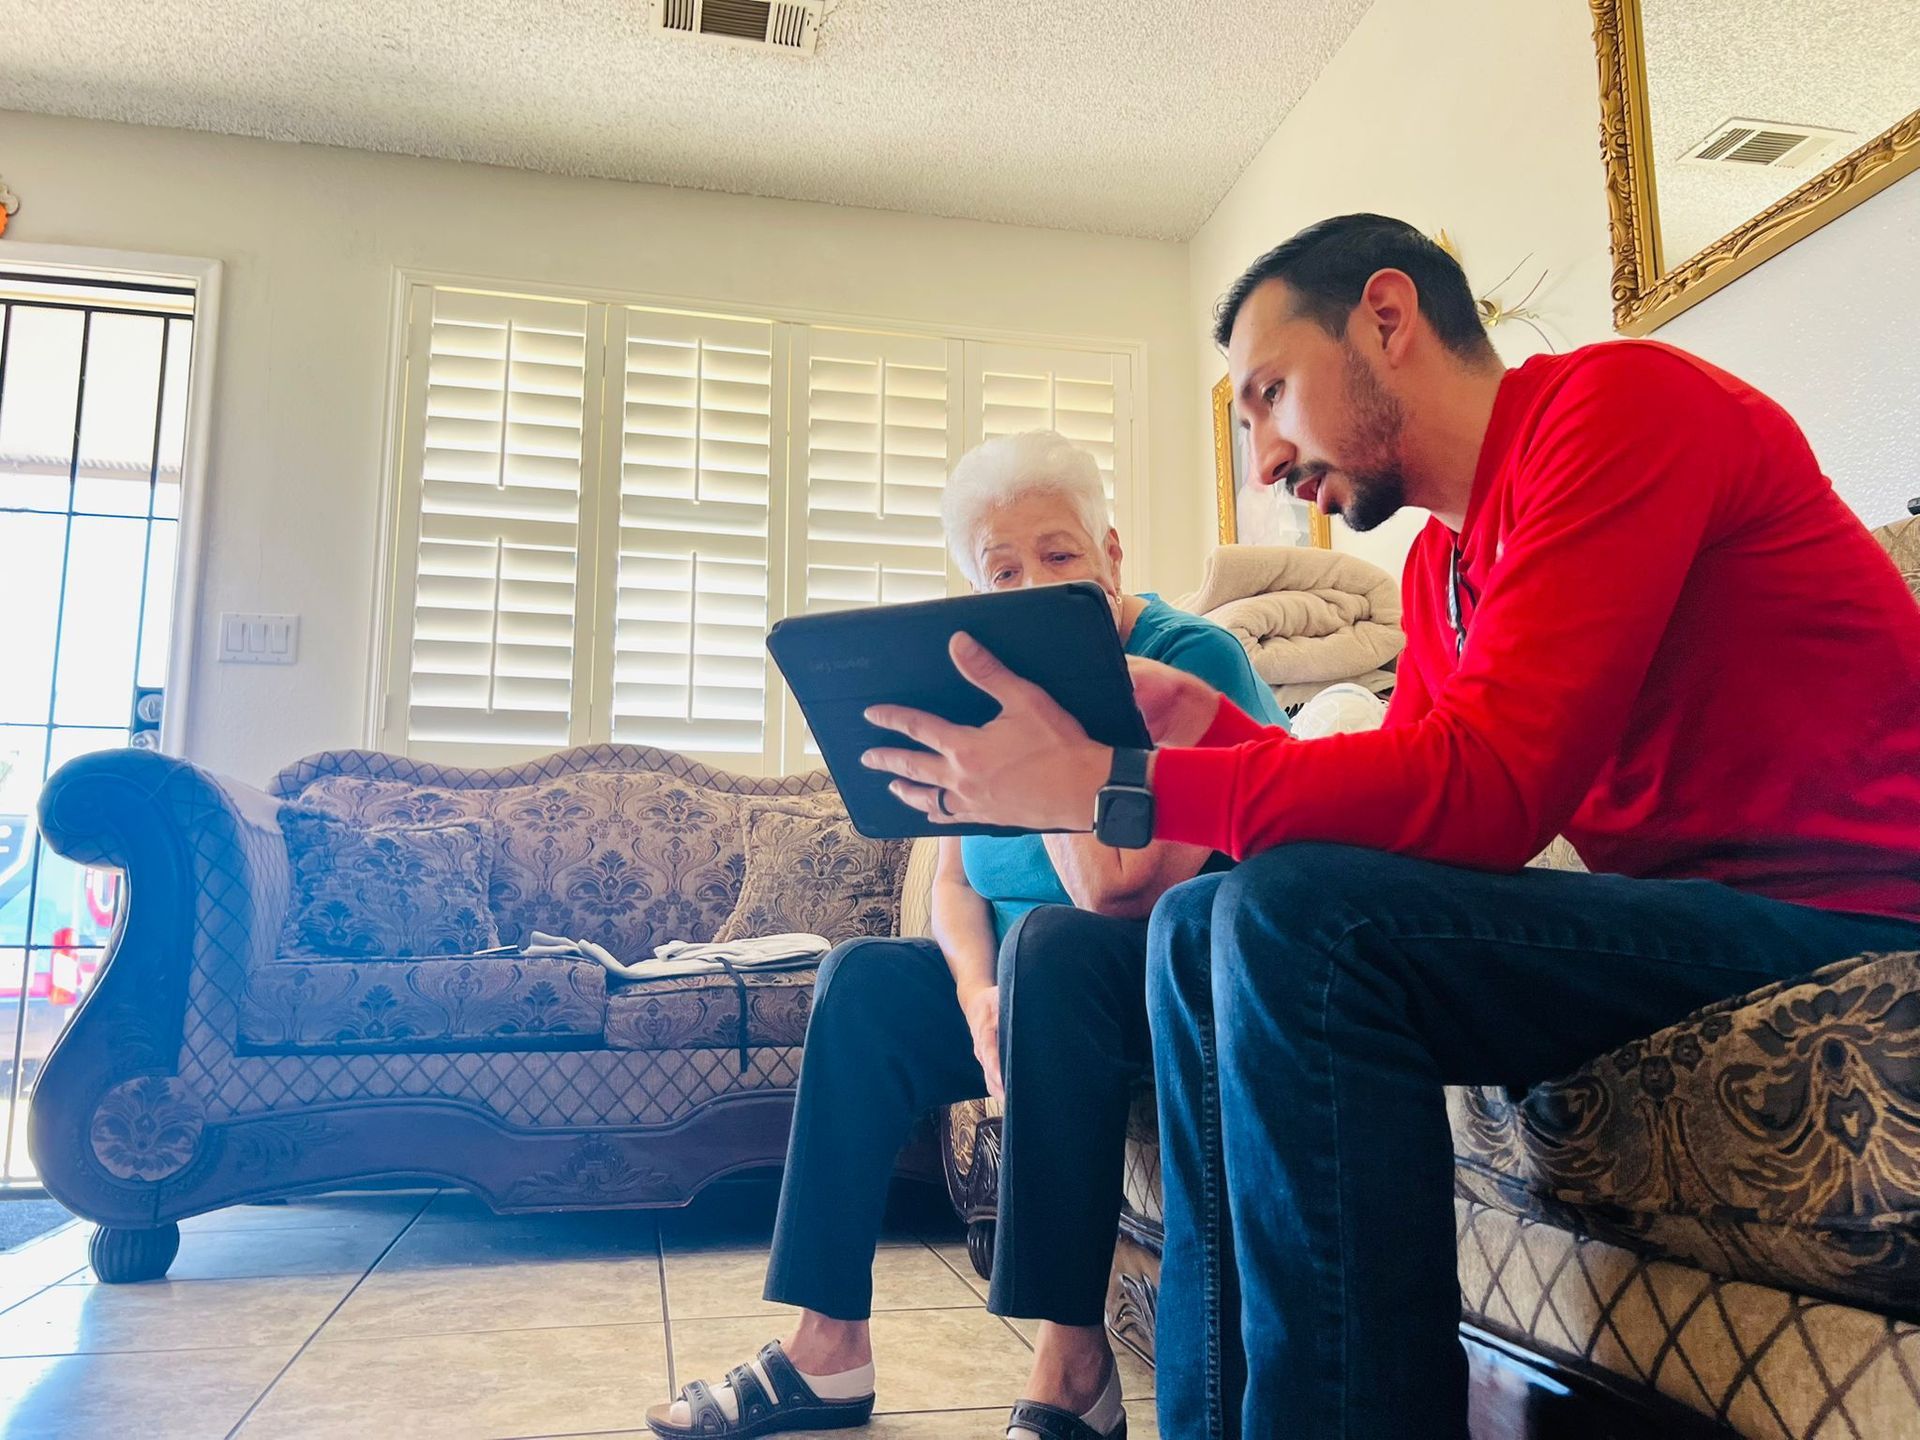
[{"left": 1154, "top": 341, "right": 1920, "bottom": 922}]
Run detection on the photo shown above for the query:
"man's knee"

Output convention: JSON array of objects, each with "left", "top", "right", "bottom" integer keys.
[
  {"left": 1215, "top": 842, "right": 1422, "bottom": 938},
  {"left": 1210, "top": 843, "right": 1434, "bottom": 1015},
  {"left": 1146, "top": 872, "right": 1230, "bottom": 1023}
]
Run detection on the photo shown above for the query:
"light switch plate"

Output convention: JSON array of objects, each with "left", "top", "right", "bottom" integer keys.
[{"left": 218, "top": 612, "right": 300, "bottom": 665}]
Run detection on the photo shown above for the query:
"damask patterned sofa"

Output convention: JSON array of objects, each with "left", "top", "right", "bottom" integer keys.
[
  {"left": 940, "top": 518, "right": 1920, "bottom": 1439},
  {"left": 30, "top": 744, "right": 909, "bottom": 1283}
]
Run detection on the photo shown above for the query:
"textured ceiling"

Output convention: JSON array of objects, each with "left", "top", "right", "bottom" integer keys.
[
  {"left": 0, "top": 0, "right": 1372, "bottom": 241},
  {"left": 1641, "top": 0, "right": 1920, "bottom": 264}
]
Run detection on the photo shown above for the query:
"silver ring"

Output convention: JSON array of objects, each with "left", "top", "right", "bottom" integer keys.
[{"left": 936, "top": 788, "right": 953, "bottom": 816}]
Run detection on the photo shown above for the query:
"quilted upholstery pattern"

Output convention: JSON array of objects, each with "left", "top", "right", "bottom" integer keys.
[
  {"left": 239, "top": 956, "right": 605, "bottom": 1052},
  {"left": 1876, "top": 516, "right": 1920, "bottom": 601},
  {"left": 200, "top": 1044, "right": 802, "bottom": 1128},
  {"left": 1451, "top": 949, "right": 1920, "bottom": 1316},
  {"left": 604, "top": 967, "right": 817, "bottom": 1051},
  {"left": 1457, "top": 1199, "right": 1920, "bottom": 1440},
  {"left": 1121, "top": 1089, "right": 1162, "bottom": 1233}
]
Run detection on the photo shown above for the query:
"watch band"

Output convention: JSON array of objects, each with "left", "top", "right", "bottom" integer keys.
[{"left": 1107, "top": 746, "right": 1151, "bottom": 789}]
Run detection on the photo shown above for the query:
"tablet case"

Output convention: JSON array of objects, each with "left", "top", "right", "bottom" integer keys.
[{"left": 767, "top": 581, "right": 1152, "bottom": 839}]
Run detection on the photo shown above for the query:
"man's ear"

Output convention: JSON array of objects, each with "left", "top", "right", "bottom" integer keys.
[{"left": 1358, "top": 268, "right": 1421, "bottom": 366}]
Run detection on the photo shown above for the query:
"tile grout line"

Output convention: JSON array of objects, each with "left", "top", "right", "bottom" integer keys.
[
  {"left": 493, "top": 1402, "right": 1030, "bottom": 1439},
  {"left": 0, "top": 1264, "right": 89, "bottom": 1323},
  {"left": 0, "top": 1222, "right": 92, "bottom": 1323},
  {"left": 207, "top": 1297, "right": 986, "bottom": 1351},
  {"left": 917, "top": 1232, "right": 1039, "bottom": 1358},
  {"left": 220, "top": 1189, "right": 441, "bottom": 1440},
  {"left": 924, "top": 1234, "right": 995, "bottom": 1307},
  {"left": 657, "top": 1220, "right": 676, "bottom": 1402}
]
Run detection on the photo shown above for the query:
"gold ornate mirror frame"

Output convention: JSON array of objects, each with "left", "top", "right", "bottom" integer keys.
[
  {"left": 1212, "top": 374, "right": 1332, "bottom": 549},
  {"left": 1592, "top": 0, "right": 1920, "bottom": 334}
]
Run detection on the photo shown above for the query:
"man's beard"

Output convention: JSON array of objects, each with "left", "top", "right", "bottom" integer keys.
[{"left": 1288, "top": 342, "right": 1408, "bottom": 534}]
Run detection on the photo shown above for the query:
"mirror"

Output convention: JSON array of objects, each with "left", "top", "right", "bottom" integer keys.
[
  {"left": 1212, "top": 374, "right": 1332, "bottom": 550},
  {"left": 1591, "top": 0, "right": 1920, "bottom": 333}
]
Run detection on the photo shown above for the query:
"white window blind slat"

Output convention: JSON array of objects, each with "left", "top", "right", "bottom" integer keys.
[
  {"left": 777, "top": 328, "right": 963, "bottom": 767},
  {"left": 966, "top": 343, "right": 1130, "bottom": 518},
  {"left": 384, "top": 285, "right": 1135, "bottom": 774},
  {"left": 397, "top": 288, "right": 592, "bottom": 751},
  {"left": 608, "top": 307, "right": 779, "bottom": 757}
]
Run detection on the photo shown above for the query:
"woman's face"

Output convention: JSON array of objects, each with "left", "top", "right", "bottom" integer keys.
[{"left": 971, "top": 489, "right": 1124, "bottom": 598}]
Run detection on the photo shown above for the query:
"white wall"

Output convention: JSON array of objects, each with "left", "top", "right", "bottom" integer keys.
[
  {"left": 1190, "top": 0, "right": 1919, "bottom": 575},
  {"left": 2, "top": 111, "right": 1196, "bottom": 782}
]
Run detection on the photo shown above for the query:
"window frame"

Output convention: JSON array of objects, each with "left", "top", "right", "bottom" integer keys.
[{"left": 0, "top": 243, "right": 223, "bottom": 759}]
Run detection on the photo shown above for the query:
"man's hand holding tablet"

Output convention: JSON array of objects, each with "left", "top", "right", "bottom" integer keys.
[{"left": 859, "top": 631, "right": 1116, "bottom": 831}]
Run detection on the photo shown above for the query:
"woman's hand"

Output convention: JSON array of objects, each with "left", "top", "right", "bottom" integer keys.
[
  {"left": 960, "top": 984, "right": 1004, "bottom": 1099},
  {"left": 1128, "top": 656, "right": 1223, "bottom": 747}
]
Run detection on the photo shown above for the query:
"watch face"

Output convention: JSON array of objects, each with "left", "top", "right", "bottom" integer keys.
[{"left": 1098, "top": 788, "right": 1155, "bottom": 848}]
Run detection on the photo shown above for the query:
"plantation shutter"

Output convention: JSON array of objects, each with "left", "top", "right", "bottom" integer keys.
[
  {"left": 965, "top": 343, "right": 1132, "bottom": 516},
  {"left": 791, "top": 327, "right": 960, "bottom": 615},
  {"left": 602, "top": 307, "right": 782, "bottom": 762},
  {"left": 380, "top": 282, "right": 1141, "bottom": 775},
  {"left": 384, "top": 286, "right": 601, "bottom": 760},
  {"left": 777, "top": 328, "right": 961, "bottom": 768}
]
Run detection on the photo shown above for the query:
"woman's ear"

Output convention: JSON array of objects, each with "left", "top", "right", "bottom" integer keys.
[{"left": 1104, "top": 527, "right": 1125, "bottom": 589}]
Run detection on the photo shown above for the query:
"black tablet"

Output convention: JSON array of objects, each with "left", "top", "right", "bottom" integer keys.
[{"left": 767, "top": 581, "right": 1151, "bottom": 839}]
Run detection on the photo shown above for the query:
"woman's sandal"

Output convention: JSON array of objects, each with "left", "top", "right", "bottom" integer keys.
[
  {"left": 644, "top": 1340, "right": 876, "bottom": 1438},
  {"left": 1004, "top": 1401, "right": 1127, "bottom": 1440}
]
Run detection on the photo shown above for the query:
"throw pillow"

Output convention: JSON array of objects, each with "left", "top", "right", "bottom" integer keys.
[
  {"left": 712, "top": 801, "right": 910, "bottom": 945},
  {"left": 278, "top": 809, "right": 501, "bottom": 958}
]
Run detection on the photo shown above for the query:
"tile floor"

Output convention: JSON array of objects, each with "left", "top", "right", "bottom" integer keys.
[{"left": 0, "top": 1183, "right": 1156, "bottom": 1439}]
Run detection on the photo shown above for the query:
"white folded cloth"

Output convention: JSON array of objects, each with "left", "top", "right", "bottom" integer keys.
[{"left": 520, "top": 930, "right": 831, "bottom": 984}]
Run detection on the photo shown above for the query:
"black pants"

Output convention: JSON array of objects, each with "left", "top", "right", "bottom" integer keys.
[{"left": 764, "top": 906, "right": 1149, "bottom": 1323}]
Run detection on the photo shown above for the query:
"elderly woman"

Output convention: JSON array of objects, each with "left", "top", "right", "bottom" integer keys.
[{"left": 647, "top": 432, "right": 1285, "bottom": 1440}]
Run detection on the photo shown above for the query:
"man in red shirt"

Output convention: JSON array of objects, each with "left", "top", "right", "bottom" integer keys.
[{"left": 860, "top": 213, "right": 1920, "bottom": 1439}]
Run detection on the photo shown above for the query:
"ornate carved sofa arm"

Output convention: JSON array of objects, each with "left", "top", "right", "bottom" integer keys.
[{"left": 29, "top": 748, "right": 292, "bottom": 1248}]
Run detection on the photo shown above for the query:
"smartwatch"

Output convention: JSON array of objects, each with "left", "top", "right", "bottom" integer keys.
[{"left": 1094, "top": 747, "right": 1155, "bottom": 849}]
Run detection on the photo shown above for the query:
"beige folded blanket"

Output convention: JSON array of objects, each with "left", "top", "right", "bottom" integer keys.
[{"left": 1178, "top": 545, "right": 1405, "bottom": 691}]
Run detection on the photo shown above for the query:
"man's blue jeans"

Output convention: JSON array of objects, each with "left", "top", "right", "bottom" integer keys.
[{"left": 1148, "top": 843, "right": 1920, "bottom": 1440}]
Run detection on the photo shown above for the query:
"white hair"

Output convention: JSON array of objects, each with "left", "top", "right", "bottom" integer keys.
[{"left": 940, "top": 430, "right": 1114, "bottom": 588}]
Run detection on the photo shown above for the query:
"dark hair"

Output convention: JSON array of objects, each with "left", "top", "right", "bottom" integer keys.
[{"left": 1211, "top": 213, "right": 1493, "bottom": 360}]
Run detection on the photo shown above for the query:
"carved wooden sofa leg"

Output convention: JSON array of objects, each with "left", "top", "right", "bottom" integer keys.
[
  {"left": 966, "top": 1219, "right": 995, "bottom": 1281},
  {"left": 89, "top": 1224, "right": 181, "bottom": 1284}
]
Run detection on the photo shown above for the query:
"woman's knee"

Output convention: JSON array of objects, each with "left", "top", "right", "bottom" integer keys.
[
  {"left": 811, "top": 937, "right": 924, "bottom": 1031},
  {"left": 999, "top": 905, "right": 1143, "bottom": 1021},
  {"left": 1001, "top": 905, "right": 1113, "bottom": 979}
]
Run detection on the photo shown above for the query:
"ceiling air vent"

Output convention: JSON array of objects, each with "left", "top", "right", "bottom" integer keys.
[
  {"left": 1683, "top": 118, "right": 1855, "bottom": 170},
  {"left": 653, "top": 0, "right": 821, "bottom": 54}
]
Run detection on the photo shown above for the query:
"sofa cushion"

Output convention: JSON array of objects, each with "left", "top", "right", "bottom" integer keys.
[
  {"left": 291, "top": 772, "right": 844, "bottom": 960},
  {"left": 603, "top": 966, "right": 817, "bottom": 1052},
  {"left": 239, "top": 955, "right": 606, "bottom": 1053},
  {"left": 712, "top": 801, "right": 910, "bottom": 944},
  {"left": 278, "top": 810, "right": 499, "bottom": 958},
  {"left": 1450, "top": 948, "right": 1920, "bottom": 1317}
]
